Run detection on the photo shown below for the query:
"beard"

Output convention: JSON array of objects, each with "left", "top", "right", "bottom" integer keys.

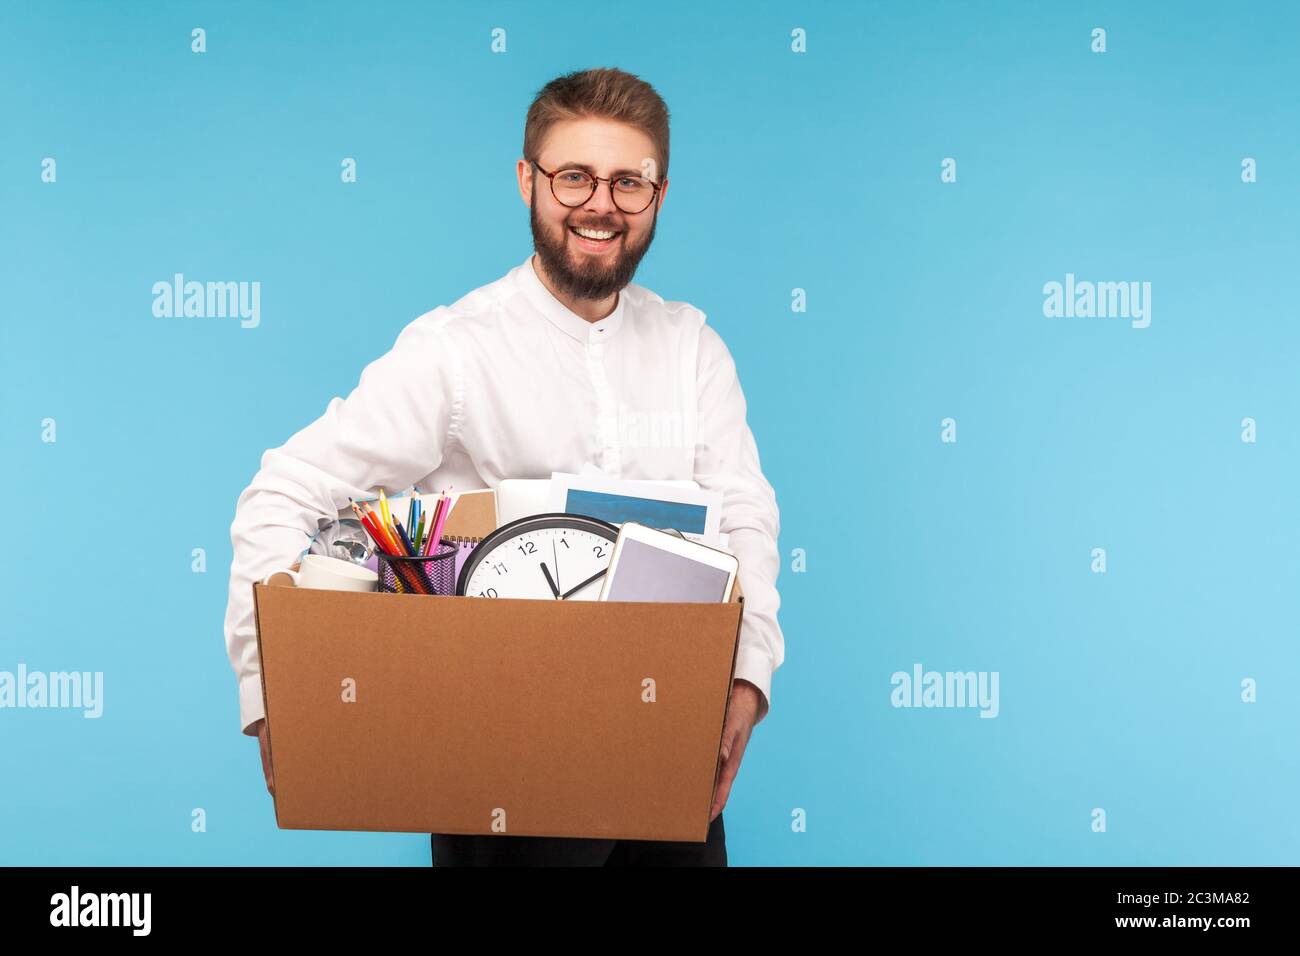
[{"left": 530, "top": 184, "right": 658, "bottom": 302}]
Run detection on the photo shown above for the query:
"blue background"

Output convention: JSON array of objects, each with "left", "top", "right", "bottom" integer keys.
[{"left": 2, "top": 1, "right": 1297, "bottom": 865}]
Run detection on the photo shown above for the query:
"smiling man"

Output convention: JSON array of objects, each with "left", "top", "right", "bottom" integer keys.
[{"left": 223, "top": 67, "right": 783, "bottom": 867}]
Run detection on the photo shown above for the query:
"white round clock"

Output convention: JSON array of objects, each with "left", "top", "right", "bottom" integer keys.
[{"left": 456, "top": 513, "right": 620, "bottom": 600}]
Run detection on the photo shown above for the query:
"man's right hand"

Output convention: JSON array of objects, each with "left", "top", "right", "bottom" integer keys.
[{"left": 252, "top": 718, "right": 274, "bottom": 796}]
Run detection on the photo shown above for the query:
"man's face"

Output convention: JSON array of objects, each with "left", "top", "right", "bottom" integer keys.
[{"left": 522, "top": 117, "right": 667, "bottom": 302}]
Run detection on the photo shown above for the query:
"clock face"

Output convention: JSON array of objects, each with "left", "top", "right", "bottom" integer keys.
[{"left": 457, "top": 513, "right": 619, "bottom": 600}]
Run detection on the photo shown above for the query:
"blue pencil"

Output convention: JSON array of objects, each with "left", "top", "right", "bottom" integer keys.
[{"left": 393, "top": 519, "right": 417, "bottom": 557}]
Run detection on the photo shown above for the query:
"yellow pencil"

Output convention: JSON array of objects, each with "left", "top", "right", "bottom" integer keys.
[{"left": 378, "top": 488, "right": 392, "bottom": 530}]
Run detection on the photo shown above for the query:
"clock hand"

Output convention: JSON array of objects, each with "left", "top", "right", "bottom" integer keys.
[
  {"left": 559, "top": 568, "right": 607, "bottom": 600},
  {"left": 551, "top": 540, "right": 561, "bottom": 593},
  {"left": 540, "top": 562, "right": 561, "bottom": 599}
]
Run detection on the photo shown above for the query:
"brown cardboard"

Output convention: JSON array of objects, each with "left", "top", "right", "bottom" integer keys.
[
  {"left": 439, "top": 488, "right": 497, "bottom": 539},
  {"left": 252, "top": 579, "right": 744, "bottom": 842}
]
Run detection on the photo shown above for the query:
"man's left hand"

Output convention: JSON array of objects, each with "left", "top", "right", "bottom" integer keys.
[{"left": 710, "top": 678, "right": 766, "bottom": 821}]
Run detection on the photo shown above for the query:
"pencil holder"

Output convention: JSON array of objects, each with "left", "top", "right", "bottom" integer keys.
[{"left": 377, "top": 542, "right": 459, "bottom": 596}]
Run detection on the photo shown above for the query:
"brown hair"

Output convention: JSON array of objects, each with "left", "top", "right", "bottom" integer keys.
[{"left": 523, "top": 67, "right": 670, "bottom": 181}]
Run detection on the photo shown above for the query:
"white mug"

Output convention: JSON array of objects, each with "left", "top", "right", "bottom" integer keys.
[{"left": 266, "top": 554, "right": 378, "bottom": 592}]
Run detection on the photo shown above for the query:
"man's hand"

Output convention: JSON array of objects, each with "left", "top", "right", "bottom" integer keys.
[
  {"left": 710, "top": 678, "right": 766, "bottom": 821},
  {"left": 252, "top": 718, "right": 274, "bottom": 796}
]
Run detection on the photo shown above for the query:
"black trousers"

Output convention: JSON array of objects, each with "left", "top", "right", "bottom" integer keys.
[{"left": 430, "top": 813, "right": 727, "bottom": 866}]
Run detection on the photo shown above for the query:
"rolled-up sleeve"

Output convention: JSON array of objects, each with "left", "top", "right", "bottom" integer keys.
[{"left": 692, "top": 322, "right": 783, "bottom": 722}]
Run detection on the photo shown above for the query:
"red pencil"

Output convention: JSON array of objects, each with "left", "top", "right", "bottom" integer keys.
[
  {"left": 351, "top": 500, "right": 394, "bottom": 554},
  {"left": 361, "top": 511, "right": 430, "bottom": 593},
  {"left": 361, "top": 502, "right": 401, "bottom": 555},
  {"left": 359, "top": 513, "right": 393, "bottom": 554}
]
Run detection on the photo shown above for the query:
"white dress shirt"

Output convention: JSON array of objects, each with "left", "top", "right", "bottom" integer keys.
[{"left": 223, "top": 254, "right": 783, "bottom": 734}]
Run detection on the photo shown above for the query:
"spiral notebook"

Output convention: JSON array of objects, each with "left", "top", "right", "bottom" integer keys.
[{"left": 443, "top": 534, "right": 482, "bottom": 586}]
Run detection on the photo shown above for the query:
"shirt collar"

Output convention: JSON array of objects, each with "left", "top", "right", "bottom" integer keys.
[{"left": 515, "top": 253, "right": 626, "bottom": 343}]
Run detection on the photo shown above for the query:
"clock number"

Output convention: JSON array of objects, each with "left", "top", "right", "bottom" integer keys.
[{"left": 460, "top": 517, "right": 617, "bottom": 599}]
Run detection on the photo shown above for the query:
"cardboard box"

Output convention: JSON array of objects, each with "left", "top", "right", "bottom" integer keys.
[{"left": 252, "top": 542, "right": 744, "bottom": 842}]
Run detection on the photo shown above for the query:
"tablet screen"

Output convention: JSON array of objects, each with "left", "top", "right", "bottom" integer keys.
[{"left": 605, "top": 538, "right": 732, "bottom": 603}]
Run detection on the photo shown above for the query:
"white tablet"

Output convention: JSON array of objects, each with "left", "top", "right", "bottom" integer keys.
[{"left": 598, "top": 522, "right": 739, "bottom": 603}]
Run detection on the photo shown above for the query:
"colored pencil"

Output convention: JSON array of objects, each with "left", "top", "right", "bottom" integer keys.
[
  {"left": 393, "top": 519, "right": 417, "bottom": 557},
  {"left": 427, "top": 491, "right": 452, "bottom": 555},
  {"left": 394, "top": 520, "right": 433, "bottom": 593},
  {"left": 423, "top": 493, "right": 445, "bottom": 555},
  {"left": 349, "top": 499, "right": 387, "bottom": 548},
  {"left": 362, "top": 503, "right": 402, "bottom": 556},
  {"left": 352, "top": 500, "right": 428, "bottom": 592},
  {"left": 419, "top": 495, "right": 435, "bottom": 555},
  {"left": 359, "top": 503, "right": 391, "bottom": 550},
  {"left": 366, "top": 513, "right": 427, "bottom": 593},
  {"left": 356, "top": 509, "right": 404, "bottom": 591},
  {"left": 358, "top": 512, "right": 393, "bottom": 555}
]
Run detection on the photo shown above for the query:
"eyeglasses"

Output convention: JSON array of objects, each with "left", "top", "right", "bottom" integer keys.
[{"left": 531, "top": 159, "right": 662, "bottom": 215}]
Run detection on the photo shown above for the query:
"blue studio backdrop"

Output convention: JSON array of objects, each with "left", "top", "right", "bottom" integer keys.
[{"left": 2, "top": 1, "right": 1297, "bottom": 865}]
